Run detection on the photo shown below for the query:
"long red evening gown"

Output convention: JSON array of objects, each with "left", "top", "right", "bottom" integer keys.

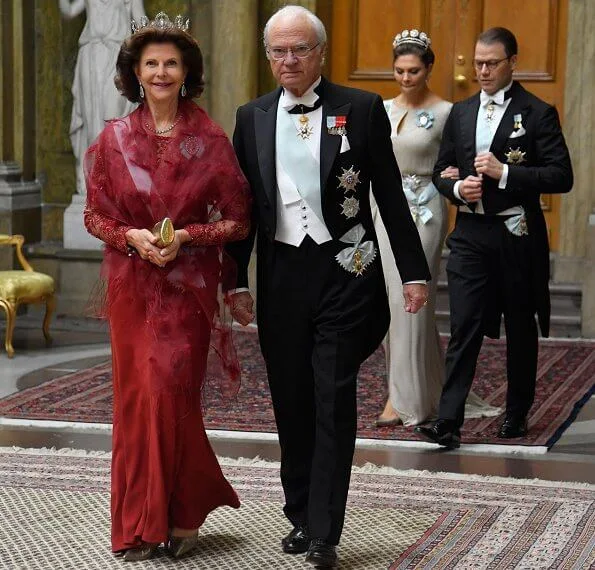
[{"left": 84, "top": 100, "right": 250, "bottom": 552}]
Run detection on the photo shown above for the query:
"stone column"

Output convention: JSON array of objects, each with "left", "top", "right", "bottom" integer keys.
[
  {"left": 556, "top": 0, "right": 595, "bottom": 283},
  {"left": 189, "top": 0, "right": 214, "bottom": 114},
  {"left": 211, "top": 0, "right": 259, "bottom": 136},
  {"left": 582, "top": 211, "right": 595, "bottom": 337},
  {"left": 0, "top": 0, "right": 41, "bottom": 262}
]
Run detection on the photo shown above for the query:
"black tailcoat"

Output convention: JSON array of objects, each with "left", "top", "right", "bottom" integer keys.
[
  {"left": 226, "top": 77, "right": 430, "bottom": 542},
  {"left": 431, "top": 80, "right": 573, "bottom": 425}
]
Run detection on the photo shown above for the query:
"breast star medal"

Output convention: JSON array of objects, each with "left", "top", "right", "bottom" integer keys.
[
  {"left": 340, "top": 196, "right": 360, "bottom": 219},
  {"left": 505, "top": 147, "right": 527, "bottom": 164},
  {"left": 337, "top": 166, "right": 360, "bottom": 193},
  {"left": 297, "top": 113, "right": 314, "bottom": 140}
]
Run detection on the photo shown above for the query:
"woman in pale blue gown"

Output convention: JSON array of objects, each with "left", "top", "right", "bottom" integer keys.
[{"left": 372, "top": 30, "right": 500, "bottom": 426}]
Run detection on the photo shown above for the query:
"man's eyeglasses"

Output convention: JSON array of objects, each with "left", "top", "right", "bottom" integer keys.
[
  {"left": 472, "top": 57, "right": 510, "bottom": 71},
  {"left": 266, "top": 43, "right": 320, "bottom": 60}
]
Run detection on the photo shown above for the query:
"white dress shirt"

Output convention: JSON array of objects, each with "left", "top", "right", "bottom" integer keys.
[
  {"left": 231, "top": 77, "right": 425, "bottom": 293},
  {"left": 455, "top": 81, "right": 521, "bottom": 215},
  {"left": 275, "top": 77, "right": 333, "bottom": 246}
]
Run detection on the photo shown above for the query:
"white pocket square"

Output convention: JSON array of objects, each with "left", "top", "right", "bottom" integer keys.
[
  {"left": 509, "top": 126, "right": 527, "bottom": 138},
  {"left": 340, "top": 136, "right": 351, "bottom": 153}
]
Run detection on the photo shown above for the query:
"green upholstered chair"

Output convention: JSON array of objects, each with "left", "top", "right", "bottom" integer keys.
[{"left": 0, "top": 234, "right": 55, "bottom": 357}]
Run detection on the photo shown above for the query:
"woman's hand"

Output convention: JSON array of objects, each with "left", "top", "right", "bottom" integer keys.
[
  {"left": 153, "top": 229, "right": 191, "bottom": 266},
  {"left": 440, "top": 166, "right": 460, "bottom": 180},
  {"left": 125, "top": 228, "right": 162, "bottom": 264}
]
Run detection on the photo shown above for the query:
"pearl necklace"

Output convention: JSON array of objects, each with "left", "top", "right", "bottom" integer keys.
[{"left": 145, "top": 115, "right": 180, "bottom": 135}]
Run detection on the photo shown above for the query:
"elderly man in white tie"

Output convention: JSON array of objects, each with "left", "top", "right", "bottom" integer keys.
[
  {"left": 225, "top": 5, "right": 430, "bottom": 568},
  {"left": 416, "top": 27, "right": 573, "bottom": 450}
]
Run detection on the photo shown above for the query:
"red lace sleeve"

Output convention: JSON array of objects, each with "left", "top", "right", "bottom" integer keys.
[
  {"left": 183, "top": 133, "right": 251, "bottom": 246},
  {"left": 183, "top": 197, "right": 250, "bottom": 246},
  {"left": 83, "top": 129, "right": 133, "bottom": 253},
  {"left": 84, "top": 208, "right": 132, "bottom": 253}
]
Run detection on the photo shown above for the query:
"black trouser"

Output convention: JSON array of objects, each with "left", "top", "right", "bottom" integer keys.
[
  {"left": 256, "top": 235, "right": 388, "bottom": 544},
  {"left": 439, "top": 213, "right": 538, "bottom": 427}
]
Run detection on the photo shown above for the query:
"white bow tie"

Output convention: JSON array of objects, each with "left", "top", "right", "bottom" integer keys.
[
  {"left": 480, "top": 89, "right": 509, "bottom": 106},
  {"left": 281, "top": 91, "right": 319, "bottom": 111}
]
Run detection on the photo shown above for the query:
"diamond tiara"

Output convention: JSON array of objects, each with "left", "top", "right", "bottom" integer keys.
[
  {"left": 131, "top": 11, "right": 190, "bottom": 35},
  {"left": 392, "top": 29, "right": 431, "bottom": 50}
]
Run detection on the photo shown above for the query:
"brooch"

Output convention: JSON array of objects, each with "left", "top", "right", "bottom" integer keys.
[
  {"left": 340, "top": 196, "right": 360, "bottom": 219},
  {"left": 327, "top": 115, "right": 347, "bottom": 136},
  {"left": 402, "top": 174, "right": 421, "bottom": 192},
  {"left": 505, "top": 147, "right": 526, "bottom": 165},
  {"left": 180, "top": 136, "right": 204, "bottom": 159},
  {"left": 337, "top": 166, "right": 360, "bottom": 193},
  {"left": 335, "top": 224, "right": 377, "bottom": 276},
  {"left": 415, "top": 110, "right": 434, "bottom": 129}
]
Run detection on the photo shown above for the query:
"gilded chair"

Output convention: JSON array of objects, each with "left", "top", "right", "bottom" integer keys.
[{"left": 0, "top": 234, "right": 56, "bottom": 358}]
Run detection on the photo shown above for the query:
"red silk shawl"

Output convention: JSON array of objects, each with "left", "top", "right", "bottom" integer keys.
[{"left": 84, "top": 100, "right": 250, "bottom": 398}]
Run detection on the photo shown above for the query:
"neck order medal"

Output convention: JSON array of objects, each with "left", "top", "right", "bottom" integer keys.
[{"left": 297, "top": 106, "right": 314, "bottom": 140}]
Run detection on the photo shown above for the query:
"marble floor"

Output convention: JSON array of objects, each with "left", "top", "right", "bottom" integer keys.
[{"left": 1, "top": 311, "right": 594, "bottom": 484}]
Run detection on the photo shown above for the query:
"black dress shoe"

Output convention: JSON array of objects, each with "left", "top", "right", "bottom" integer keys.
[
  {"left": 281, "top": 525, "right": 310, "bottom": 554},
  {"left": 305, "top": 538, "right": 337, "bottom": 568},
  {"left": 498, "top": 416, "right": 528, "bottom": 439},
  {"left": 414, "top": 419, "right": 461, "bottom": 449}
]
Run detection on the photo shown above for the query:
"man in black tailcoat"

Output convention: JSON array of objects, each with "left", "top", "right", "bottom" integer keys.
[
  {"left": 416, "top": 27, "right": 573, "bottom": 450},
  {"left": 225, "top": 5, "right": 430, "bottom": 568}
]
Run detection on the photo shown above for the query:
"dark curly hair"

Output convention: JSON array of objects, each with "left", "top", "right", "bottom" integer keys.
[
  {"left": 115, "top": 27, "right": 204, "bottom": 102},
  {"left": 392, "top": 43, "right": 435, "bottom": 67}
]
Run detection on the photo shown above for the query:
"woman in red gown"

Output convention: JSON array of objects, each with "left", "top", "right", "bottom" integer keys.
[{"left": 84, "top": 13, "right": 251, "bottom": 561}]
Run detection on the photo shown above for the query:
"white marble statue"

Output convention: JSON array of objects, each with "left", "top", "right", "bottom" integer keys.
[{"left": 60, "top": 0, "right": 145, "bottom": 194}]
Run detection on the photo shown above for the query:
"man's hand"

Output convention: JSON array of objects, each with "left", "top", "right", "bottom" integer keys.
[
  {"left": 440, "top": 166, "right": 460, "bottom": 180},
  {"left": 228, "top": 291, "right": 255, "bottom": 326},
  {"left": 474, "top": 151, "right": 503, "bottom": 180},
  {"left": 459, "top": 175, "right": 483, "bottom": 203},
  {"left": 403, "top": 283, "right": 428, "bottom": 314}
]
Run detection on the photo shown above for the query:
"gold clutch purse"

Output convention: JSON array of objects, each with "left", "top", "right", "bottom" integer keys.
[{"left": 152, "top": 217, "right": 175, "bottom": 248}]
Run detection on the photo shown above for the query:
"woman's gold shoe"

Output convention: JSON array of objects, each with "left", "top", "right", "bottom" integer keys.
[
  {"left": 168, "top": 535, "right": 199, "bottom": 558},
  {"left": 376, "top": 400, "right": 402, "bottom": 427},
  {"left": 376, "top": 415, "right": 403, "bottom": 427},
  {"left": 122, "top": 544, "right": 158, "bottom": 562}
]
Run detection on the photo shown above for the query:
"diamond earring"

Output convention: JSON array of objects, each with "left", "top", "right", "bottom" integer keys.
[
  {"left": 180, "top": 83, "right": 187, "bottom": 97},
  {"left": 139, "top": 83, "right": 145, "bottom": 99}
]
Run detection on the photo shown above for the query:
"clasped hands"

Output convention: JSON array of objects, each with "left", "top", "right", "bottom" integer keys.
[
  {"left": 458, "top": 152, "right": 504, "bottom": 203},
  {"left": 125, "top": 228, "right": 185, "bottom": 268}
]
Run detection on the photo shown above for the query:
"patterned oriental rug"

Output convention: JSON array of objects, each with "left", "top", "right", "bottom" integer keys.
[
  {"left": 0, "top": 448, "right": 593, "bottom": 570},
  {"left": 0, "top": 331, "right": 593, "bottom": 449}
]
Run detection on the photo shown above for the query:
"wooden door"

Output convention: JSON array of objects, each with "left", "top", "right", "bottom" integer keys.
[{"left": 326, "top": 0, "right": 568, "bottom": 250}]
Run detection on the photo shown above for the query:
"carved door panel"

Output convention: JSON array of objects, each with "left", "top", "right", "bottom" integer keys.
[{"left": 327, "top": 0, "right": 568, "bottom": 249}]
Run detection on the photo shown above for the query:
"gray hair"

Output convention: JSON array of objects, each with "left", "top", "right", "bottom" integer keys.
[{"left": 263, "top": 5, "right": 327, "bottom": 47}]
